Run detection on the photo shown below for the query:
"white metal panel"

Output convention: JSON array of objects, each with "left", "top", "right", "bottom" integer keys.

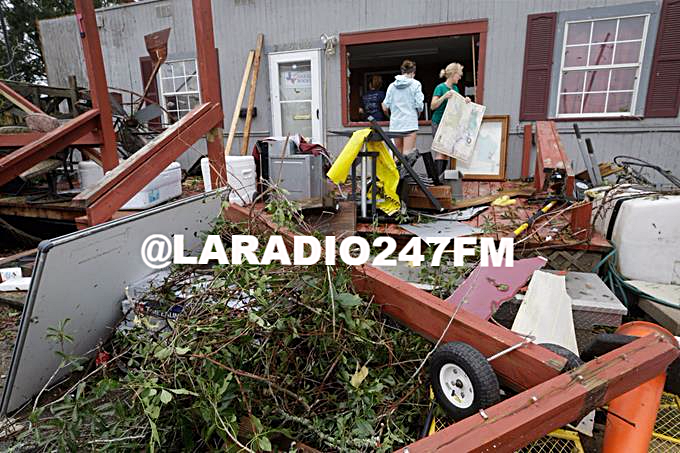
[{"left": 1, "top": 190, "right": 227, "bottom": 415}]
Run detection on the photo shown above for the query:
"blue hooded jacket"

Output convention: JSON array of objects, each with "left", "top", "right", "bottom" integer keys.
[{"left": 383, "top": 75, "right": 424, "bottom": 132}]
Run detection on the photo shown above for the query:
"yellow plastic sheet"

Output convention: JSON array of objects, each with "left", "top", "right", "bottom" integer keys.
[{"left": 327, "top": 128, "right": 400, "bottom": 215}]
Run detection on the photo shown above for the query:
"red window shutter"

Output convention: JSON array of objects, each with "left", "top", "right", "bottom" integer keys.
[
  {"left": 519, "top": 12, "right": 557, "bottom": 121},
  {"left": 139, "top": 56, "right": 161, "bottom": 129},
  {"left": 645, "top": 0, "right": 680, "bottom": 118}
]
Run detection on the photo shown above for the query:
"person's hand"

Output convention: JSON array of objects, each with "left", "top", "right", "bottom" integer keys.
[
  {"left": 443, "top": 91, "right": 454, "bottom": 99},
  {"left": 464, "top": 97, "right": 471, "bottom": 104}
]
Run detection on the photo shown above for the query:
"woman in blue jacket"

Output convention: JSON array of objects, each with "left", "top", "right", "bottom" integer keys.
[{"left": 381, "top": 60, "right": 424, "bottom": 154}]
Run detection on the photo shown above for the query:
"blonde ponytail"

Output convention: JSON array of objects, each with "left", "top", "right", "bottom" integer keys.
[{"left": 440, "top": 62, "right": 464, "bottom": 79}]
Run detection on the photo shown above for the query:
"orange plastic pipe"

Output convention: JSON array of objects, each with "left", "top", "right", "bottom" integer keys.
[{"left": 602, "top": 321, "right": 679, "bottom": 453}]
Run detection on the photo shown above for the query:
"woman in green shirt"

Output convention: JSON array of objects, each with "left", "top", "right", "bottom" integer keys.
[{"left": 430, "top": 62, "right": 471, "bottom": 170}]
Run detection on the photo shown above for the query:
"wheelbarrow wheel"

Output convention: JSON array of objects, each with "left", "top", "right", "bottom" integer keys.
[
  {"left": 430, "top": 342, "right": 500, "bottom": 419},
  {"left": 539, "top": 343, "right": 583, "bottom": 372}
]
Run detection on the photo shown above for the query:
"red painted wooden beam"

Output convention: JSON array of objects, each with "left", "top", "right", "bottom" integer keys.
[
  {"left": 222, "top": 204, "right": 568, "bottom": 391},
  {"left": 74, "top": 102, "right": 216, "bottom": 208},
  {"left": 399, "top": 332, "right": 679, "bottom": 452},
  {"left": 0, "top": 80, "right": 43, "bottom": 114},
  {"left": 0, "top": 131, "right": 102, "bottom": 148},
  {"left": 521, "top": 123, "right": 532, "bottom": 180},
  {"left": 84, "top": 103, "right": 223, "bottom": 225},
  {"left": 0, "top": 109, "right": 99, "bottom": 186},
  {"left": 192, "top": 0, "right": 227, "bottom": 188},
  {"left": 74, "top": 0, "right": 119, "bottom": 172}
]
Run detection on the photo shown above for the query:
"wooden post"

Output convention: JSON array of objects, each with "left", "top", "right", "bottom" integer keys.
[
  {"left": 224, "top": 50, "right": 255, "bottom": 156},
  {"left": 521, "top": 123, "right": 532, "bottom": 180},
  {"left": 240, "top": 34, "right": 264, "bottom": 156},
  {"left": 73, "top": 0, "right": 119, "bottom": 172},
  {"left": 192, "top": 0, "right": 227, "bottom": 188}
]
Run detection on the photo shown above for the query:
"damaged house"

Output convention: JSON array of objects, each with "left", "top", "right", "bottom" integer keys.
[{"left": 38, "top": 0, "right": 680, "bottom": 176}]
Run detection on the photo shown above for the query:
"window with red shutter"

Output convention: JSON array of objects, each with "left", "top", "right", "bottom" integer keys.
[
  {"left": 645, "top": 0, "right": 680, "bottom": 118},
  {"left": 520, "top": 13, "right": 557, "bottom": 121}
]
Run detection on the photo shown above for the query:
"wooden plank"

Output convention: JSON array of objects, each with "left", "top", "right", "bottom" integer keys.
[
  {"left": 222, "top": 204, "right": 568, "bottom": 391},
  {"left": 399, "top": 333, "right": 679, "bottom": 452},
  {"left": 240, "top": 34, "right": 264, "bottom": 156},
  {"left": 0, "top": 248, "right": 37, "bottom": 268},
  {"left": 444, "top": 257, "right": 547, "bottom": 320},
  {"left": 407, "top": 184, "right": 454, "bottom": 209},
  {"left": 0, "top": 109, "right": 99, "bottom": 186},
  {"left": 86, "top": 104, "right": 223, "bottom": 225},
  {"left": 451, "top": 186, "right": 535, "bottom": 210},
  {"left": 224, "top": 50, "right": 255, "bottom": 156},
  {"left": 521, "top": 123, "right": 532, "bottom": 179},
  {"left": 0, "top": 131, "right": 102, "bottom": 148}
]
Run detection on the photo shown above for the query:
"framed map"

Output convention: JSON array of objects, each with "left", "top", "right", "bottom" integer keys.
[
  {"left": 455, "top": 115, "right": 509, "bottom": 181},
  {"left": 431, "top": 90, "right": 486, "bottom": 161}
]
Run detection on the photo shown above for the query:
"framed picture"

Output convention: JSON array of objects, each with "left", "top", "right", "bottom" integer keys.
[{"left": 454, "top": 115, "right": 509, "bottom": 181}]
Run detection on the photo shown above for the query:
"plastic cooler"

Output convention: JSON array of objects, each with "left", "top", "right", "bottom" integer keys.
[{"left": 121, "top": 162, "right": 182, "bottom": 210}]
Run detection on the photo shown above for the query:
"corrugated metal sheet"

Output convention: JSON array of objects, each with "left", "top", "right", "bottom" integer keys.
[{"left": 38, "top": 0, "right": 680, "bottom": 177}]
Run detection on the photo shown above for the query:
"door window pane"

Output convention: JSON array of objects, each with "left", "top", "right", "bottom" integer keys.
[
  {"left": 281, "top": 102, "right": 313, "bottom": 138},
  {"left": 279, "top": 62, "right": 312, "bottom": 101}
]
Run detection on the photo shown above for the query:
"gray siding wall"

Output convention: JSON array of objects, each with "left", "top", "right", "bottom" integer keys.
[{"left": 39, "top": 0, "right": 680, "bottom": 178}]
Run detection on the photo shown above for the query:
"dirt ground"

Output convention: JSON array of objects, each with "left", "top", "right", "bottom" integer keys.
[{"left": 0, "top": 305, "right": 21, "bottom": 397}]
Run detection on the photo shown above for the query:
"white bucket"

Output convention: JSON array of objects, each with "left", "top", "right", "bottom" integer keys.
[{"left": 78, "top": 161, "right": 104, "bottom": 189}]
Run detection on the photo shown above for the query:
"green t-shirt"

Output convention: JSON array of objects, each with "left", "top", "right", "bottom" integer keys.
[{"left": 431, "top": 83, "right": 460, "bottom": 125}]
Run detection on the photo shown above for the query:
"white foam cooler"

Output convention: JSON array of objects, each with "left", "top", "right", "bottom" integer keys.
[
  {"left": 596, "top": 193, "right": 680, "bottom": 285},
  {"left": 225, "top": 156, "right": 257, "bottom": 206},
  {"left": 122, "top": 162, "right": 182, "bottom": 210}
]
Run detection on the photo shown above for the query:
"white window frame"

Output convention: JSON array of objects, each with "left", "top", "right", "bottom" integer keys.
[
  {"left": 157, "top": 58, "right": 201, "bottom": 124},
  {"left": 555, "top": 14, "right": 650, "bottom": 118}
]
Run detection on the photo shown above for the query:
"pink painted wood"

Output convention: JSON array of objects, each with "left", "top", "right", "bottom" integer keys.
[{"left": 444, "top": 257, "right": 548, "bottom": 320}]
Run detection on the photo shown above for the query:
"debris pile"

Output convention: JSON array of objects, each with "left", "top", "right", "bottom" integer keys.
[{"left": 15, "top": 215, "right": 433, "bottom": 452}]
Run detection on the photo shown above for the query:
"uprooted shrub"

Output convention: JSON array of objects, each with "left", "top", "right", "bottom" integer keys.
[{"left": 13, "top": 206, "right": 433, "bottom": 452}]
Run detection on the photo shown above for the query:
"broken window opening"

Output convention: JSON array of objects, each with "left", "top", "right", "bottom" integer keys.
[
  {"left": 345, "top": 33, "right": 481, "bottom": 125},
  {"left": 157, "top": 58, "right": 201, "bottom": 124}
]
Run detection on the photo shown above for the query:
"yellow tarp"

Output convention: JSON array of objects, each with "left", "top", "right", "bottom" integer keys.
[{"left": 326, "top": 128, "right": 400, "bottom": 215}]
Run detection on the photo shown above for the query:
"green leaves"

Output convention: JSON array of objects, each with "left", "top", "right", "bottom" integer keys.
[
  {"left": 336, "top": 292, "right": 362, "bottom": 308},
  {"left": 159, "top": 389, "right": 172, "bottom": 404}
]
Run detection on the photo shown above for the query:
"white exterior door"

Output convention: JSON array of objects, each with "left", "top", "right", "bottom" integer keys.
[{"left": 269, "top": 50, "right": 323, "bottom": 144}]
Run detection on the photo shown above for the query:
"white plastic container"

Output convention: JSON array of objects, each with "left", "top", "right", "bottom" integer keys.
[
  {"left": 122, "top": 162, "right": 182, "bottom": 210},
  {"left": 607, "top": 195, "right": 680, "bottom": 284},
  {"left": 226, "top": 156, "right": 256, "bottom": 206},
  {"left": 200, "top": 157, "right": 213, "bottom": 192},
  {"left": 78, "top": 160, "right": 104, "bottom": 189}
]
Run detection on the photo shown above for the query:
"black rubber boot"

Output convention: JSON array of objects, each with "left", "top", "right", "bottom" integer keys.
[{"left": 435, "top": 159, "right": 449, "bottom": 176}]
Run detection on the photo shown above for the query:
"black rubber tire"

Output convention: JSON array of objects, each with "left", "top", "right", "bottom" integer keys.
[
  {"left": 430, "top": 342, "right": 500, "bottom": 420},
  {"left": 540, "top": 343, "right": 584, "bottom": 372}
]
